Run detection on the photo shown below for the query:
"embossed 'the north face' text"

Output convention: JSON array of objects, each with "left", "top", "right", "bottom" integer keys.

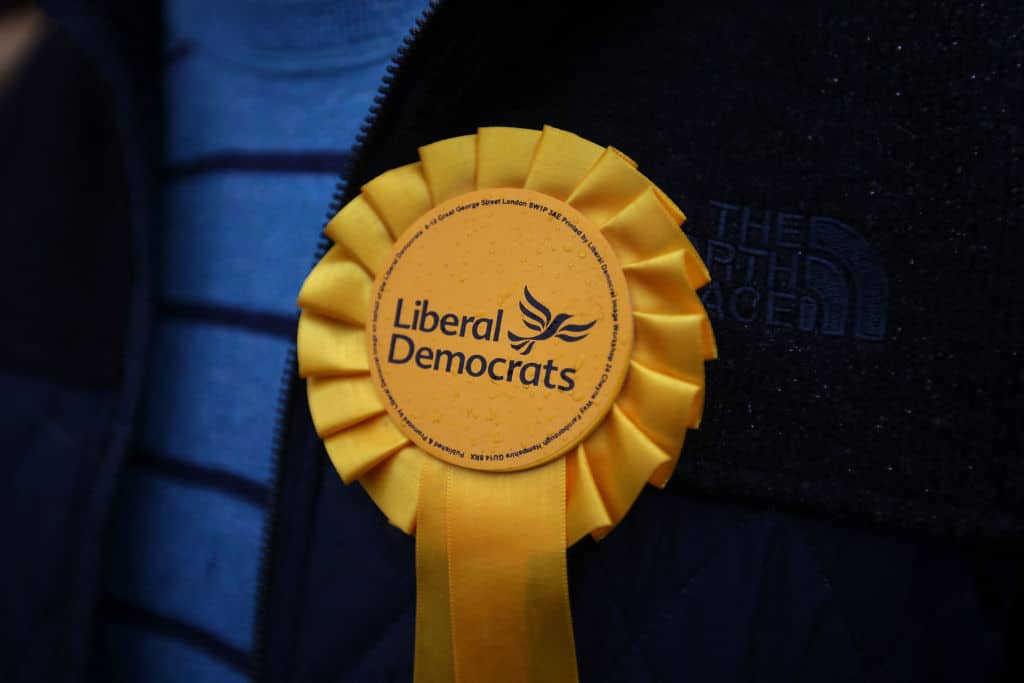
[{"left": 694, "top": 201, "right": 889, "bottom": 341}]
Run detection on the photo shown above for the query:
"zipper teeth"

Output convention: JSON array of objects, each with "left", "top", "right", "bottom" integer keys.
[
  {"left": 250, "top": 3, "right": 442, "bottom": 681},
  {"left": 250, "top": 345, "right": 296, "bottom": 681},
  {"left": 314, "top": 0, "right": 442, "bottom": 263}
]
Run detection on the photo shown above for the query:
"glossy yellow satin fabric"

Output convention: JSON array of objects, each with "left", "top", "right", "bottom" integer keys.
[
  {"left": 297, "top": 126, "right": 716, "bottom": 683},
  {"left": 415, "top": 458, "right": 454, "bottom": 683},
  {"left": 416, "top": 459, "right": 576, "bottom": 683}
]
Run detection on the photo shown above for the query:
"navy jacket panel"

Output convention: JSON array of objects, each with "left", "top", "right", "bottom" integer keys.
[
  {"left": 0, "top": 374, "right": 119, "bottom": 681},
  {"left": 268, "top": 438, "right": 1019, "bottom": 682},
  {"left": 261, "top": 0, "right": 1024, "bottom": 680},
  {"left": 0, "top": 2, "right": 157, "bottom": 680}
]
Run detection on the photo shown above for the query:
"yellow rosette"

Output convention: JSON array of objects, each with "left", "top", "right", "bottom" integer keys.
[{"left": 297, "top": 125, "right": 716, "bottom": 683}]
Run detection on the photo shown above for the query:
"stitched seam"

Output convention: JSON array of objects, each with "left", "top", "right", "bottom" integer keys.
[
  {"left": 604, "top": 510, "right": 758, "bottom": 680},
  {"left": 799, "top": 529, "right": 875, "bottom": 683}
]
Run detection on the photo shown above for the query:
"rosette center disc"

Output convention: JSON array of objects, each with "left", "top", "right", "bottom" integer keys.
[{"left": 367, "top": 188, "right": 634, "bottom": 471}]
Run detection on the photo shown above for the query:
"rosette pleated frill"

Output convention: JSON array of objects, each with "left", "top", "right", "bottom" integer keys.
[{"left": 297, "top": 125, "right": 716, "bottom": 547}]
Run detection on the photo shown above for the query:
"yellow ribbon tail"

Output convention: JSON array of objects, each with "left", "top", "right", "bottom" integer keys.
[
  {"left": 415, "top": 458, "right": 455, "bottom": 683},
  {"left": 415, "top": 459, "right": 578, "bottom": 683},
  {"left": 298, "top": 126, "right": 718, "bottom": 681}
]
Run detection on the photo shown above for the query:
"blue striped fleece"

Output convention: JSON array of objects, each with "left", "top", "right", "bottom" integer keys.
[{"left": 101, "top": 1, "right": 430, "bottom": 680}]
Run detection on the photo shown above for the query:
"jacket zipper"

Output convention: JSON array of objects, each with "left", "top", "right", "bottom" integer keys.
[{"left": 250, "top": 2, "right": 444, "bottom": 680}]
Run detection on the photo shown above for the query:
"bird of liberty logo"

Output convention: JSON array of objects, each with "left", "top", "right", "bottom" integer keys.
[{"left": 507, "top": 286, "right": 596, "bottom": 355}]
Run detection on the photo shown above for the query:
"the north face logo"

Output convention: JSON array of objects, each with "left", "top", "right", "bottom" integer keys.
[
  {"left": 694, "top": 201, "right": 889, "bottom": 342},
  {"left": 508, "top": 286, "right": 596, "bottom": 355}
]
